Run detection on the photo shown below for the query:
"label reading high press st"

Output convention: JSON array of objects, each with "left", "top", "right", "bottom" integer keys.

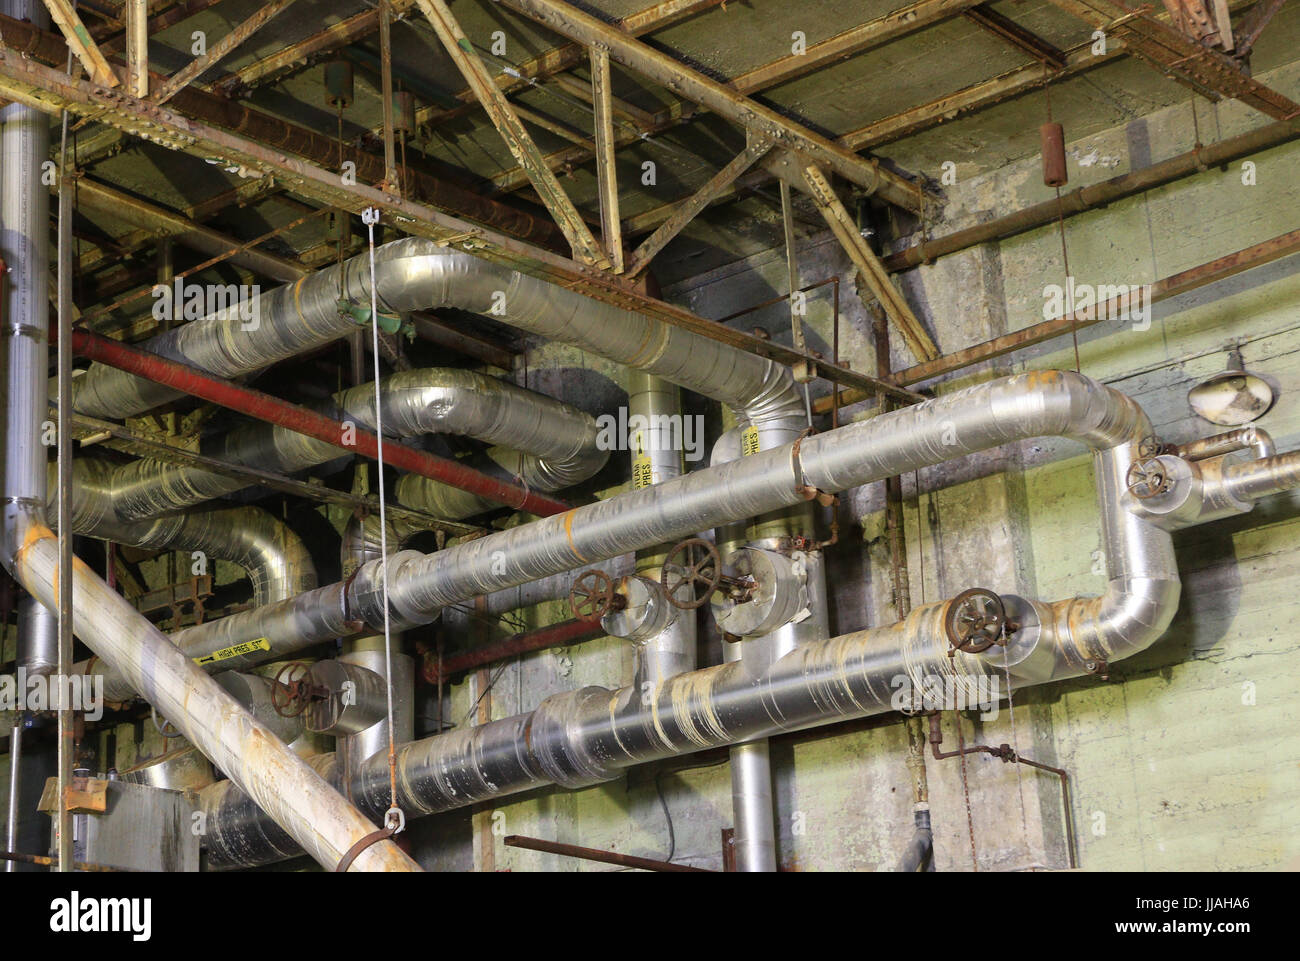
[{"left": 194, "top": 637, "right": 272, "bottom": 665}]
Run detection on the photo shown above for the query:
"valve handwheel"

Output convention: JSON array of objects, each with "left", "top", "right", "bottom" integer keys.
[
  {"left": 1125, "top": 459, "right": 1169, "bottom": 500},
  {"left": 569, "top": 569, "right": 618, "bottom": 623},
  {"left": 944, "top": 588, "right": 1007, "bottom": 655},
  {"left": 661, "top": 537, "right": 723, "bottom": 610},
  {"left": 271, "top": 661, "right": 312, "bottom": 718}
]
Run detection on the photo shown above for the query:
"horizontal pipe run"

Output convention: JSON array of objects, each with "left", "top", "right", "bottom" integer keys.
[
  {"left": 66, "top": 328, "right": 573, "bottom": 517},
  {"left": 817, "top": 224, "right": 1300, "bottom": 409},
  {"left": 422, "top": 617, "right": 605, "bottom": 683}
]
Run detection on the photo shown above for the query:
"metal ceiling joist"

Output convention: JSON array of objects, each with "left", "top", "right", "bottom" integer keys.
[
  {"left": 151, "top": 0, "right": 297, "bottom": 106},
  {"left": 41, "top": 0, "right": 118, "bottom": 86},
  {"left": 413, "top": 0, "right": 609, "bottom": 267},
  {"left": 963, "top": 4, "right": 1068, "bottom": 69},
  {"left": 0, "top": 46, "right": 917, "bottom": 403},
  {"left": 625, "top": 136, "right": 773, "bottom": 278},
  {"left": 589, "top": 44, "right": 623, "bottom": 273},
  {"left": 491, "top": 0, "right": 933, "bottom": 214},
  {"left": 801, "top": 163, "right": 939, "bottom": 364},
  {"left": 1045, "top": 0, "right": 1300, "bottom": 120}
]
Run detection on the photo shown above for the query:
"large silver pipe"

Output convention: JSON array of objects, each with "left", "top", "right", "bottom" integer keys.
[
  {"left": 0, "top": 160, "right": 417, "bottom": 877},
  {"left": 17, "top": 593, "right": 58, "bottom": 677},
  {"left": 2, "top": 0, "right": 48, "bottom": 874},
  {"left": 102, "top": 369, "right": 608, "bottom": 523},
  {"left": 627, "top": 372, "right": 697, "bottom": 689},
  {"left": 196, "top": 371, "right": 1214, "bottom": 867},
  {"left": 166, "top": 371, "right": 1163, "bottom": 670},
  {"left": 70, "top": 238, "right": 801, "bottom": 433},
  {"left": 58, "top": 459, "right": 316, "bottom": 607},
  {"left": 1121, "top": 448, "right": 1300, "bottom": 533}
]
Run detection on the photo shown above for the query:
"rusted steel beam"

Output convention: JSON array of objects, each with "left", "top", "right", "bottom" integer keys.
[
  {"left": 0, "top": 12, "right": 566, "bottom": 248},
  {"left": 413, "top": 0, "right": 608, "bottom": 267},
  {"left": 963, "top": 4, "right": 1067, "bottom": 69},
  {"left": 626, "top": 137, "right": 772, "bottom": 278},
  {"left": 214, "top": 0, "right": 417, "bottom": 95},
  {"left": 41, "top": 0, "right": 118, "bottom": 86},
  {"left": 1235, "top": 0, "right": 1287, "bottom": 58},
  {"left": 488, "top": 0, "right": 965, "bottom": 203},
  {"left": 590, "top": 44, "right": 623, "bottom": 273},
  {"left": 814, "top": 225, "right": 1300, "bottom": 411},
  {"left": 151, "top": 0, "right": 297, "bottom": 106},
  {"left": 0, "top": 42, "right": 914, "bottom": 403},
  {"left": 100, "top": 0, "right": 227, "bottom": 56},
  {"left": 1045, "top": 0, "right": 1300, "bottom": 120},
  {"left": 412, "top": 0, "right": 726, "bottom": 130},
  {"left": 802, "top": 164, "right": 938, "bottom": 362},
  {"left": 493, "top": 0, "right": 933, "bottom": 213},
  {"left": 65, "top": 328, "right": 575, "bottom": 517},
  {"left": 881, "top": 116, "right": 1300, "bottom": 275},
  {"left": 503, "top": 834, "right": 713, "bottom": 872}
]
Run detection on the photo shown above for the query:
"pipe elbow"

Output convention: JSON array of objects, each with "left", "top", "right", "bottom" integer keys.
[{"left": 1046, "top": 573, "right": 1180, "bottom": 678}]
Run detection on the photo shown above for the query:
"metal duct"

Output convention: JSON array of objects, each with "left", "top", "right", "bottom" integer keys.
[
  {"left": 58, "top": 459, "right": 317, "bottom": 606},
  {"left": 0, "top": 120, "right": 417, "bottom": 873},
  {"left": 101, "top": 368, "right": 608, "bottom": 523}
]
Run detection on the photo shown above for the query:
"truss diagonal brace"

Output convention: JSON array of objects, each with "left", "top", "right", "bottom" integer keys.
[
  {"left": 414, "top": 0, "right": 610, "bottom": 268},
  {"left": 41, "top": 0, "right": 118, "bottom": 86}
]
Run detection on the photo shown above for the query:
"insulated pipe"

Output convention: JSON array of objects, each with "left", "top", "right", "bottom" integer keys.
[
  {"left": 57, "top": 459, "right": 317, "bottom": 606},
  {"left": 194, "top": 372, "right": 1228, "bottom": 866},
  {"left": 627, "top": 372, "right": 697, "bottom": 689},
  {"left": 99, "top": 368, "right": 607, "bottom": 523},
  {"left": 70, "top": 238, "right": 803, "bottom": 437},
  {"left": 0, "top": 156, "right": 417, "bottom": 880},
  {"left": 169, "top": 371, "right": 1160, "bottom": 665}
]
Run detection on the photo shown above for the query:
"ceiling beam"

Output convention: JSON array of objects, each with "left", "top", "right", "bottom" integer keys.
[
  {"left": 625, "top": 136, "right": 772, "bottom": 278},
  {"left": 1045, "top": 0, "right": 1300, "bottom": 120},
  {"left": 412, "top": 0, "right": 608, "bottom": 267},
  {"left": 1234, "top": 0, "right": 1288, "bottom": 60},
  {"left": 0, "top": 49, "right": 917, "bottom": 402},
  {"left": 589, "top": 44, "right": 623, "bottom": 273},
  {"left": 963, "top": 4, "right": 1067, "bottom": 69},
  {"left": 150, "top": 0, "right": 298, "bottom": 106},
  {"left": 801, "top": 164, "right": 938, "bottom": 363},
  {"left": 42, "top": 0, "right": 118, "bottom": 85},
  {"left": 491, "top": 0, "right": 933, "bottom": 213}
]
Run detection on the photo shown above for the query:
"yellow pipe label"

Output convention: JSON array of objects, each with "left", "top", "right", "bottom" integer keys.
[
  {"left": 194, "top": 638, "right": 272, "bottom": 666},
  {"left": 741, "top": 426, "right": 760, "bottom": 457}
]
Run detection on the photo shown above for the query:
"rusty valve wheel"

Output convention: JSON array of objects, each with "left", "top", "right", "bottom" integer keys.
[
  {"left": 569, "top": 569, "right": 623, "bottom": 623},
  {"left": 271, "top": 661, "right": 314, "bottom": 718},
  {"left": 661, "top": 537, "right": 723, "bottom": 610},
  {"left": 944, "top": 587, "right": 1007, "bottom": 655},
  {"left": 1125, "top": 458, "right": 1170, "bottom": 500}
]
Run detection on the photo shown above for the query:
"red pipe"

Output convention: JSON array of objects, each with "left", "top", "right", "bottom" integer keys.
[
  {"left": 66, "top": 328, "right": 575, "bottom": 517},
  {"left": 421, "top": 617, "right": 603, "bottom": 683}
]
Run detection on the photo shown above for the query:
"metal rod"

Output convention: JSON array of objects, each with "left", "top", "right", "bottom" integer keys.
[
  {"left": 503, "top": 834, "right": 713, "bottom": 872},
  {"left": 54, "top": 102, "right": 74, "bottom": 880}
]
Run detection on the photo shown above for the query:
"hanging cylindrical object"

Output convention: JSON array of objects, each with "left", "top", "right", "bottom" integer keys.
[
  {"left": 394, "top": 90, "right": 416, "bottom": 136},
  {"left": 324, "top": 60, "right": 354, "bottom": 109},
  {"left": 1040, "top": 122, "right": 1068, "bottom": 188}
]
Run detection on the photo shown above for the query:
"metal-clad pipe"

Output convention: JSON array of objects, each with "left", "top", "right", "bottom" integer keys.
[
  {"left": 103, "top": 368, "right": 608, "bottom": 522},
  {"left": 16, "top": 593, "right": 58, "bottom": 676}
]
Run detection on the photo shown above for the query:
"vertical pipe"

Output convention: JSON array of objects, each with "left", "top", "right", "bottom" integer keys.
[
  {"left": 628, "top": 371, "right": 697, "bottom": 688},
  {"left": 55, "top": 126, "right": 75, "bottom": 875},
  {"left": 125, "top": 0, "right": 148, "bottom": 98},
  {"left": 3, "top": 723, "right": 20, "bottom": 872},
  {"left": 1, "top": 0, "right": 50, "bottom": 871}
]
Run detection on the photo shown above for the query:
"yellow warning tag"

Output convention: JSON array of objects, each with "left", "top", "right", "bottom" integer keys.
[
  {"left": 632, "top": 455, "right": 655, "bottom": 490},
  {"left": 741, "top": 426, "right": 760, "bottom": 457},
  {"left": 195, "top": 637, "right": 271, "bottom": 666}
]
